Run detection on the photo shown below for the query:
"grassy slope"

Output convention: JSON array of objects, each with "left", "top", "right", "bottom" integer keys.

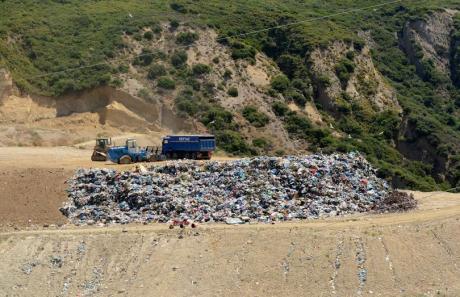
[{"left": 1, "top": 0, "right": 460, "bottom": 190}]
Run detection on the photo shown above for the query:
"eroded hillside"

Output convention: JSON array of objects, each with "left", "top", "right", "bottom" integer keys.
[{"left": 1, "top": 1, "right": 460, "bottom": 190}]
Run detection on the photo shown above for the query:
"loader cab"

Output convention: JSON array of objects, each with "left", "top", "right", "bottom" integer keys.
[
  {"left": 126, "top": 139, "right": 138, "bottom": 151},
  {"left": 96, "top": 138, "right": 112, "bottom": 149}
]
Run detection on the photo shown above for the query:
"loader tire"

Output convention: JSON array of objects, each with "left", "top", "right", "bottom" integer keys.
[{"left": 119, "top": 155, "right": 132, "bottom": 164}]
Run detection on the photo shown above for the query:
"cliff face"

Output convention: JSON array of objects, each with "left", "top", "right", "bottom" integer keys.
[
  {"left": 399, "top": 10, "right": 459, "bottom": 83},
  {"left": 310, "top": 41, "right": 401, "bottom": 114},
  {"left": 395, "top": 10, "right": 460, "bottom": 183}
]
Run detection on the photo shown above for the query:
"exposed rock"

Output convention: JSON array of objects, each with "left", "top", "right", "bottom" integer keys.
[
  {"left": 399, "top": 9, "right": 457, "bottom": 77},
  {"left": 309, "top": 41, "right": 401, "bottom": 114}
]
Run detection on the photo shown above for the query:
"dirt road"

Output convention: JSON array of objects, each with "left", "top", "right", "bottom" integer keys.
[
  {"left": 0, "top": 146, "right": 238, "bottom": 170},
  {"left": 0, "top": 147, "right": 459, "bottom": 296}
]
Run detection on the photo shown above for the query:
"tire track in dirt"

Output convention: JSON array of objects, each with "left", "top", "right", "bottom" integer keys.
[
  {"left": 230, "top": 229, "right": 260, "bottom": 290},
  {"left": 354, "top": 237, "right": 367, "bottom": 296},
  {"left": 431, "top": 230, "right": 459, "bottom": 272},
  {"left": 329, "top": 232, "right": 344, "bottom": 295},
  {"left": 378, "top": 236, "right": 402, "bottom": 294},
  {"left": 59, "top": 240, "right": 87, "bottom": 297},
  {"left": 282, "top": 241, "right": 296, "bottom": 282}
]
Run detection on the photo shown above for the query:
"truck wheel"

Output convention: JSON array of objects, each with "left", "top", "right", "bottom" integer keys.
[{"left": 119, "top": 155, "right": 132, "bottom": 164}]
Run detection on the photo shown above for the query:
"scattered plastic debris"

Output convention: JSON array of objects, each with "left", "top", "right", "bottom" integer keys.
[
  {"left": 21, "top": 260, "right": 39, "bottom": 275},
  {"left": 61, "top": 153, "right": 416, "bottom": 225},
  {"left": 50, "top": 255, "right": 63, "bottom": 268}
]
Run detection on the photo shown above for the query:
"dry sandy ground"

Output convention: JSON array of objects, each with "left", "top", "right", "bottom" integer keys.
[
  {"left": 0, "top": 146, "right": 238, "bottom": 170},
  {"left": 0, "top": 147, "right": 459, "bottom": 296}
]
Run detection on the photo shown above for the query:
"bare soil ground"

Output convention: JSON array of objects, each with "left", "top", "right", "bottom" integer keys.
[{"left": 0, "top": 147, "right": 459, "bottom": 296}]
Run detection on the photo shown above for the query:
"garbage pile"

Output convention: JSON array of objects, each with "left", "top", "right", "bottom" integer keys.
[
  {"left": 372, "top": 190, "right": 417, "bottom": 213},
  {"left": 61, "top": 153, "right": 416, "bottom": 225}
]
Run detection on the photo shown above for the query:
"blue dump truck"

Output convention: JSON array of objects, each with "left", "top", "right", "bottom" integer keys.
[{"left": 107, "top": 135, "right": 216, "bottom": 164}]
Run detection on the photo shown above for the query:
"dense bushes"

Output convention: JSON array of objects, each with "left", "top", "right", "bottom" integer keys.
[
  {"left": 216, "top": 130, "right": 256, "bottom": 156},
  {"left": 157, "top": 77, "right": 176, "bottom": 89},
  {"left": 242, "top": 106, "right": 270, "bottom": 127},
  {"left": 143, "top": 31, "right": 154, "bottom": 40},
  {"left": 147, "top": 64, "right": 167, "bottom": 80},
  {"left": 176, "top": 32, "right": 199, "bottom": 45},
  {"left": 230, "top": 41, "right": 256, "bottom": 61},
  {"left": 133, "top": 49, "right": 154, "bottom": 66},
  {"left": 272, "top": 101, "right": 289, "bottom": 116},
  {"left": 270, "top": 74, "right": 290, "bottom": 92},
  {"left": 170, "top": 3, "right": 187, "bottom": 13},
  {"left": 192, "top": 63, "right": 211, "bottom": 76},
  {"left": 335, "top": 57, "right": 355, "bottom": 88},
  {"left": 170, "top": 51, "right": 188, "bottom": 68}
]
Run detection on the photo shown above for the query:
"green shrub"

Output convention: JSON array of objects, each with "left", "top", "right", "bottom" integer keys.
[
  {"left": 230, "top": 41, "right": 256, "bottom": 61},
  {"left": 335, "top": 58, "right": 355, "bottom": 88},
  {"left": 176, "top": 32, "right": 199, "bottom": 45},
  {"left": 175, "top": 91, "right": 201, "bottom": 115},
  {"left": 227, "top": 87, "right": 238, "bottom": 97},
  {"left": 143, "top": 31, "right": 154, "bottom": 40},
  {"left": 170, "top": 50, "right": 188, "bottom": 68},
  {"left": 216, "top": 130, "right": 255, "bottom": 156},
  {"left": 285, "top": 113, "right": 312, "bottom": 135},
  {"left": 133, "top": 49, "right": 154, "bottom": 66},
  {"left": 272, "top": 101, "right": 289, "bottom": 117},
  {"left": 151, "top": 24, "right": 162, "bottom": 34},
  {"left": 186, "top": 78, "right": 201, "bottom": 91},
  {"left": 270, "top": 74, "right": 290, "bottom": 92},
  {"left": 201, "top": 107, "right": 234, "bottom": 130},
  {"left": 118, "top": 64, "right": 129, "bottom": 73},
  {"left": 252, "top": 137, "right": 271, "bottom": 149},
  {"left": 316, "top": 74, "right": 331, "bottom": 88},
  {"left": 147, "top": 64, "right": 167, "bottom": 80},
  {"left": 110, "top": 78, "right": 123, "bottom": 87},
  {"left": 286, "top": 89, "right": 307, "bottom": 106},
  {"left": 192, "top": 63, "right": 211, "bottom": 76},
  {"left": 170, "top": 3, "right": 187, "bottom": 13},
  {"left": 157, "top": 77, "right": 176, "bottom": 89},
  {"left": 169, "top": 19, "right": 180, "bottom": 30},
  {"left": 203, "top": 82, "right": 216, "bottom": 97},
  {"left": 242, "top": 106, "right": 270, "bottom": 127},
  {"left": 276, "top": 54, "right": 302, "bottom": 78},
  {"left": 338, "top": 117, "right": 363, "bottom": 136},
  {"left": 223, "top": 69, "right": 232, "bottom": 80}
]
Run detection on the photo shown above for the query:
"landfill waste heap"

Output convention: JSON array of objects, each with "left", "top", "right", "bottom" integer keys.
[{"left": 61, "top": 153, "right": 417, "bottom": 225}]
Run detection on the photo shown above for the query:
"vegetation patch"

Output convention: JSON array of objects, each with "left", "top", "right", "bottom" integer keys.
[
  {"left": 192, "top": 63, "right": 211, "bottom": 76},
  {"left": 157, "top": 77, "right": 176, "bottom": 89},
  {"left": 147, "top": 64, "right": 167, "bottom": 80},
  {"left": 176, "top": 32, "right": 199, "bottom": 45},
  {"left": 242, "top": 106, "right": 270, "bottom": 127},
  {"left": 227, "top": 86, "right": 238, "bottom": 97}
]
